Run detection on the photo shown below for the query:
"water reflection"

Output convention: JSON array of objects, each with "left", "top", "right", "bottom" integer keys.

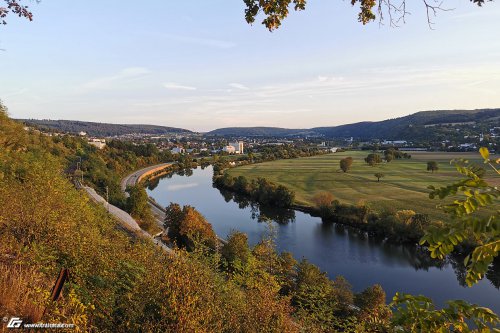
[{"left": 216, "top": 187, "right": 296, "bottom": 224}]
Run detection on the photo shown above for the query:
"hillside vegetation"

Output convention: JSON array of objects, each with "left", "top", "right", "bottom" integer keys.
[
  {"left": 207, "top": 108, "right": 499, "bottom": 139},
  {"left": 20, "top": 119, "right": 192, "bottom": 136},
  {"left": 1, "top": 108, "right": 302, "bottom": 331}
]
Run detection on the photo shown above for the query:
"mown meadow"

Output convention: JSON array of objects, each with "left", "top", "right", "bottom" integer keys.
[{"left": 227, "top": 151, "right": 496, "bottom": 219}]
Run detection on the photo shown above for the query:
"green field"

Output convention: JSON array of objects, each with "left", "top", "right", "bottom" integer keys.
[{"left": 227, "top": 151, "right": 497, "bottom": 219}]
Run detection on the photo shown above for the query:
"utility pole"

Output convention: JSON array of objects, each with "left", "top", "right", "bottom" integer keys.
[
  {"left": 106, "top": 186, "right": 109, "bottom": 212},
  {"left": 77, "top": 156, "right": 83, "bottom": 184}
]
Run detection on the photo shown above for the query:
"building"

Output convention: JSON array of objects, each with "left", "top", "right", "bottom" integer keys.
[
  {"left": 222, "top": 145, "right": 236, "bottom": 154},
  {"left": 228, "top": 141, "right": 244, "bottom": 154},
  {"left": 171, "top": 147, "right": 185, "bottom": 154},
  {"left": 88, "top": 138, "right": 106, "bottom": 149}
]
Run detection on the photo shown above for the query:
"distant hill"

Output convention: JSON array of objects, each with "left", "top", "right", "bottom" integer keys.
[
  {"left": 312, "top": 109, "right": 500, "bottom": 140},
  {"left": 209, "top": 109, "right": 500, "bottom": 139},
  {"left": 207, "top": 127, "right": 315, "bottom": 137},
  {"left": 19, "top": 119, "right": 193, "bottom": 137}
]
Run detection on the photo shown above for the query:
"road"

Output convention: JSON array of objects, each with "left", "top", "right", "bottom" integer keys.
[
  {"left": 79, "top": 179, "right": 173, "bottom": 254},
  {"left": 121, "top": 163, "right": 173, "bottom": 194},
  {"left": 121, "top": 163, "right": 172, "bottom": 227}
]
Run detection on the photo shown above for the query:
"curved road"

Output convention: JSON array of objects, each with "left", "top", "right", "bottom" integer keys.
[
  {"left": 121, "top": 163, "right": 173, "bottom": 193},
  {"left": 121, "top": 163, "right": 172, "bottom": 226}
]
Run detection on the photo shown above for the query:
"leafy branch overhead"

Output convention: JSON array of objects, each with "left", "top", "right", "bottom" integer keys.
[
  {"left": 243, "top": 0, "right": 493, "bottom": 31},
  {"left": 421, "top": 149, "right": 499, "bottom": 287},
  {"left": 0, "top": 0, "right": 37, "bottom": 25}
]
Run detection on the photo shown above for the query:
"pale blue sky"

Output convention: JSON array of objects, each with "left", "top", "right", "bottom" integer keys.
[{"left": 1, "top": 1, "right": 499, "bottom": 131}]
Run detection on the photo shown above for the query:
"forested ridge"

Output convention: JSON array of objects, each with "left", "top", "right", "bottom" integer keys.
[
  {"left": 20, "top": 119, "right": 192, "bottom": 137},
  {"left": 208, "top": 108, "right": 500, "bottom": 139}
]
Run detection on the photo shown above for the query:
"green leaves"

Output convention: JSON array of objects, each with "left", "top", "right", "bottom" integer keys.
[
  {"left": 243, "top": 0, "right": 307, "bottom": 31},
  {"left": 391, "top": 293, "right": 500, "bottom": 332},
  {"left": 421, "top": 151, "right": 499, "bottom": 287}
]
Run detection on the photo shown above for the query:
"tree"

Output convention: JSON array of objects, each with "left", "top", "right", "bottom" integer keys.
[
  {"left": 374, "top": 172, "right": 385, "bottom": 182},
  {"left": 312, "top": 191, "right": 336, "bottom": 217},
  {"left": 165, "top": 204, "right": 217, "bottom": 251},
  {"left": 340, "top": 157, "right": 353, "bottom": 172},
  {"left": 365, "top": 153, "right": 382, "bottom": 166},
  {"left": 384, "top": 149, "right": 395, "bottom": 162},
  {"left": 427, "top": 161, "right": 439, "bottom": 173},
  {"left": 354, "top": 284, "right": 391, "bottom": 326},
  {"left": 165, "top": 203, "right": 217, "bottom": 250},
  {"left": 126, "top": 184, "right": 156, "bottom": 232},
  {"left": 243, "top": 0, "right": 491, "bottom": 31},
  {"left": 0, "top": 0, "right": 35, "bottom": 25},
  {"left": 222, "top": 231, "right": 251, "bottom": 270}
]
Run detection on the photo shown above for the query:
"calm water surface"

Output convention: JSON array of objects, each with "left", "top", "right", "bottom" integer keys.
[{"left": 147, "top": 166, "right": 500, "bottom": 312}]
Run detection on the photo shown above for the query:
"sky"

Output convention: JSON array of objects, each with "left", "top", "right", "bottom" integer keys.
[{"left": 1, "top": 1, "right": 499, "bottom": 132}]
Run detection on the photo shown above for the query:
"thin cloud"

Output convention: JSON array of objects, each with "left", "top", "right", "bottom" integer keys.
[
  {"left": 229, "top": 83, "right": 250, "bottom": 90},
  {"left": 164, "top": 83, "right": 197, "bottom": 91},
  {"left": 82, "top": 67, "right": 150, "bottom": 90},
  {"left": 167, "top": 183, "right": 199, "bottom": 191}
]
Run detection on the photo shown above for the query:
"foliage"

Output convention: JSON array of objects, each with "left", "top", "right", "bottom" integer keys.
[
  {"left": 0, "top": 0, "right": 34, "bottom": 25},
  {"left": 421, "top": 151, "right": 499, "bottom": 287},
  {"left": 354, "top": 284, "right": 392, "bottom": 330},
  {"left": 384, "top": 148, "right": 411, "bottom": 162},
  {"left": 0, "top": 111, "right": 305, "bottom": 331},
  {"left": 126, "top": 185, "right": 157, "bottom": 233},
  {"left": 214, "top": 173, "right": 296, "bottom": 208},
  {"left": 392, "top": 293, "right": 499, "bottom": 332},
  {"left": 221, "top": 231, "right": 251, "bottom": 271},
  {"left": 242, "top": 0, "right": 493, "bottom": 31},
  {"left": 21, "top": 118, "right": 190, "bottom": 136},
  {"left": 312, "top": 191, "right": 336, "bottom": 217},
  {"left": 365, "top": 153, "right": 382, "bottom": 166},
  {"left": 164, "top": 203, "right": 217, "bottom": 251},
  {"left": 340, "top": 156, "right": 354, "bottom": 172},
  {"left": 374, "top": 172, "right": 385, "bottom": 182},
  {"left": 427, "top": 160, "right": 439, "bottom": 173}
]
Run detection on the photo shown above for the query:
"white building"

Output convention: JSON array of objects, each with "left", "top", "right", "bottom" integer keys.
[
  {"left": 382, "top": 140, "right": 407, "bottom": 145},
  {"left": 228, "top": 141, "right": 244, "bottom": 154},
  {"left": 171, "top": 147, "right": 185, "bottom": 154},
  {"left": 88, "top": 138, "right": 106, "bottom": 149},
  {"left": 222, "top": 145, "right": 236, "bottom": 154}
]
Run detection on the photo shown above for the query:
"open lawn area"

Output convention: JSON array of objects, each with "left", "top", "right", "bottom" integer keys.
[{"left": 227, "top": 151, "right": 498, "bottom": 220}]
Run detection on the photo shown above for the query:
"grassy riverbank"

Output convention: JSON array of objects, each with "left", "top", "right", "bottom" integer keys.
[{"left": 227, "top": 151, "right": 495, "bottom": 219}]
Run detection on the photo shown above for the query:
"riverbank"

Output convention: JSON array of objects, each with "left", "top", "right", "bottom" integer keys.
[{"left": 146, "top": 165, "right": 500, "bottom": 313}]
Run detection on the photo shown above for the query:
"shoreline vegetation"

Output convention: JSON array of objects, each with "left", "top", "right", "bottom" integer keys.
[{"left": 212, "top": 155, "right": 441, "bottom": 245}]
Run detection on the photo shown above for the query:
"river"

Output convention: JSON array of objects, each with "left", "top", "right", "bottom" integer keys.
[{"left": 147, "top": 165, "right": 500, "bottom": 313}]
